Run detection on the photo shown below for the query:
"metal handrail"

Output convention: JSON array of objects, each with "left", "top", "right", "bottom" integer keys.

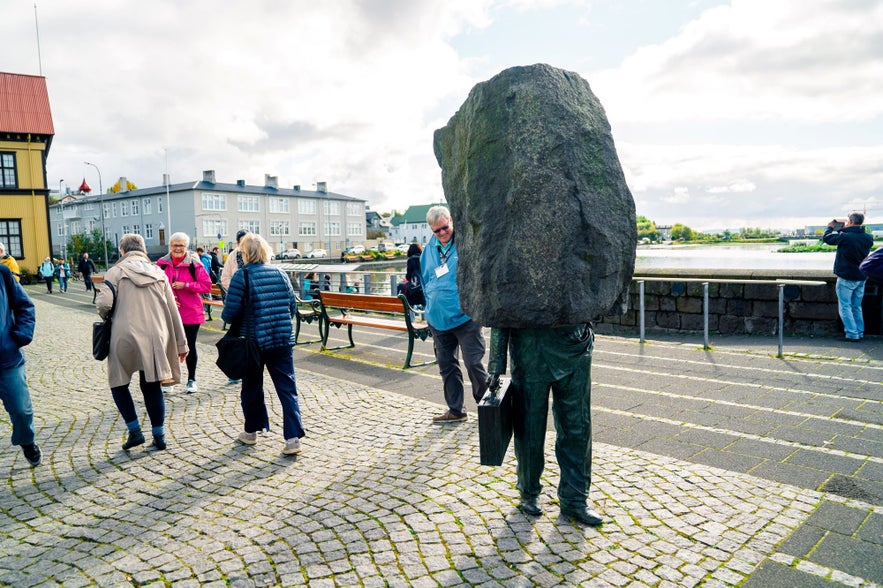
[{"left": 633, "top": 277, "right": 828, "bottom": 357}]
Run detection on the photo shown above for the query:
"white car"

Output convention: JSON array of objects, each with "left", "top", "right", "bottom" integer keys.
[
  {"left": 277, "top": 248, "right": 301, "bottom": 260},
  {"left": 397, "top": 243, "right": 410, "bottom": 253},
  {"left": 349, "top": 245, "right": 365, "bottom": 254},
  {"left": 306, "top": 249, "right": 327, "bottom": 259}
]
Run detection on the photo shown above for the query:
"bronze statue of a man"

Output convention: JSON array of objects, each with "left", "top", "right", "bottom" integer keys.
[{"left": 434, "top": 64, "right": 637, "bottom": 525}]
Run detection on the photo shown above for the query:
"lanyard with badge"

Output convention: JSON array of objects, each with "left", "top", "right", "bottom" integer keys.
[{"left": 435, "top": 238, "right": 454, "bottom": 278}]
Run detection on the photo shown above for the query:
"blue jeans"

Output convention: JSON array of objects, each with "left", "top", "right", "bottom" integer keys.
[
  {"left": 241, "top": 346, "right": 304, "bottom": 440},
  {"left": 0, "top": 359, "right": 36, "bottom": 446},
  {"left": 836, "top": 278, "right": 866, "bottom": 339},
  {"left": 58, "top": 276, "right": 68, "bottom": 292},
  {"left": 429, "top": 319, "right": 489, "bottom": 415}
]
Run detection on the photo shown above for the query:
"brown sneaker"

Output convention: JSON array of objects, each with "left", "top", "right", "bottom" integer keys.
[{"left": 432, "top": 410, "right": 467, "bottom": 423}]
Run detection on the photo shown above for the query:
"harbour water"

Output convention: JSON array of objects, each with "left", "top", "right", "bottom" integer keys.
[{"left": 635, "top": 243, "right": 835, "bottom": 271}]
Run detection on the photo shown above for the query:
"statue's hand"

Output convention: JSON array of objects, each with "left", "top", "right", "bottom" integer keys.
[{"left": 487, "top": 374, "right": 501, "bottom": 393}]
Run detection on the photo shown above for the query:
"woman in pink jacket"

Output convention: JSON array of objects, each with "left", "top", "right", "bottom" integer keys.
[{"left": 157, "top": 232, "right": 212, "bottom": 394}]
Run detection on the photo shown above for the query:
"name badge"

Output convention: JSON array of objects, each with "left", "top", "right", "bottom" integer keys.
[{"left": 435, "top": 263, "right": 449, "bottom": 278}]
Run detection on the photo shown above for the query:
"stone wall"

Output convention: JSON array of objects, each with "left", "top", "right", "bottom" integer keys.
[{"left": 595, "top": 268, "right": 883, "bottom": 337}]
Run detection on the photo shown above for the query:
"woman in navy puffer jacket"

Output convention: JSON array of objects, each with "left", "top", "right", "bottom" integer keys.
[{"left": 222, "top": 234, "right": 305, "bottom": 455}]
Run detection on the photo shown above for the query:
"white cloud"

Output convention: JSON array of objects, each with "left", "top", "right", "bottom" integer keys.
[{"left": 706, "top": 181, "right": 756, "bottom": 193}]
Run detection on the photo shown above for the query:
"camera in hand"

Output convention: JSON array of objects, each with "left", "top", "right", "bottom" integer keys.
[{"left": 830, "top": 219, "right": 845, "bottom": 231}]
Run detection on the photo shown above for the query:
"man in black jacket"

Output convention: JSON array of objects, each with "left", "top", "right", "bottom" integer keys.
[
  {"left": 77, "top": 253, "right": 97, "bottom": 291},
  {"left": 823, "top": 213, "right": 874, "bottom": 341}
]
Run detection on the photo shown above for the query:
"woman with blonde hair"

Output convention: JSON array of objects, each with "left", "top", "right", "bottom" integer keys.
[
  {"left": 97, "top": 234, "right": 188, "bottom": 451},
  {"left": 222, "top": 233, "right": 305, "bottom": 455}
]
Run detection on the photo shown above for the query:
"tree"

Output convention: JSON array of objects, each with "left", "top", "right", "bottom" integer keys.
[
  {"left": 636, "top": 215, "right": 659, "bottom": 242},
  {"left": 109, "top": 179, "right": 137, "bottom": 193},
  {"left": 670, "top": 223, "right": 696, "bottom": 241},
  {"left": 69, "top": 229, "right": 114, "bottom": 266}
]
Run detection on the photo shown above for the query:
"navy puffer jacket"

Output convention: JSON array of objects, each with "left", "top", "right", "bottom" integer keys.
[{"left": 222, "top": 263, "right": 296, "bottom": 350}]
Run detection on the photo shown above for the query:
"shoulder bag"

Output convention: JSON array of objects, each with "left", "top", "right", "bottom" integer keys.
[
  {"left": 215, "top": 269, "right": 260, "bottom": 380},
  {"left": 92, "top": 281, "right": 116, "bottom": 360}
]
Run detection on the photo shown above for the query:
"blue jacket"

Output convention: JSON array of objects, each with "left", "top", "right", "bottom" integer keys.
[
  {"left": 823, "top": 226, "right": 873, "bottom": 281},
  {"left": 0, "top": 264, "right": 35, "bottom": 369},
  {"left": 420, "top": 234, "right": 472, "bottom": 331},
  {"left": 222, "top": 263, "right": 296, "bottom": 350}
]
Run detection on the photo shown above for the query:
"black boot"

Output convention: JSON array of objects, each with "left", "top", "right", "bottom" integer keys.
[
  {"left": 122, "top": 429, "right": 145, "bottom": 450},
  {"left": 151, "top": 435, "right": 166, "bottom": 451},
  {"left": 519, "top": 495, "right": 542, "bottom": 516}
]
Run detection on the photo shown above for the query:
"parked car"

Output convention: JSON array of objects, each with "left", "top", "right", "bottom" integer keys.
[
  {"left": 306, "top": 249, "right": 327, "bottom": 259},
  {"left": 348, "top": 245, "right": 365, "bottom": 254},
  {"left": 277, "top": 248, "right": 301, "bottom": 260},
  {"left": 396, "top": 243, "right": 411, "bottom": 253},
  {"left": 378, "top": 242, "right": 396, "bottom": 253}
]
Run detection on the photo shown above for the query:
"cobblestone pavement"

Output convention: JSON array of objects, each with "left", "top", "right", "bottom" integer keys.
[{"left": 1, "top": 290, "right": 881, "bottom": 586}]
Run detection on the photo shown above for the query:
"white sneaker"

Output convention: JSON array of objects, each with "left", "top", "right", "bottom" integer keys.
[
  {"left": 238, "top": 431, "right": 257, "bottom": 445},
  {"left": 185, "top": 380, "right": 198, "bottom": 394},
  {"left": 161, "top": 385, "right": 173, "bottom": 394},
  {"left": 282, "top": 438, "right": 301, "bottom": 455}
]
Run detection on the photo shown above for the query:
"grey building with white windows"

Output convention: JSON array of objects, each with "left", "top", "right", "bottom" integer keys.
[{"left": 49, "top": 170, "right": 367, "bottom": 260}]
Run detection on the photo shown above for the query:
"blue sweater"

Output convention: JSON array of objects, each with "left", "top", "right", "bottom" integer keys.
[
  {"left": 0, "top": 264, "right": 35, "bottom": 369},
  {"left": 222, "top": 263, "right": 296, "bottom": 350},
  {"left": 420, "top": 234, "right": 472, "bottom": 331}
]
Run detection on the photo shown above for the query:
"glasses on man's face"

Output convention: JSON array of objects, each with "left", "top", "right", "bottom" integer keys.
[{"left": 432, "top": 224, "right": 451, "bottom": 234}]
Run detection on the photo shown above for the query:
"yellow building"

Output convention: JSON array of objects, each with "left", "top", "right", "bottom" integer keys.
[{"left": 0, "top": 72, "right": 55, "bottom": 274}]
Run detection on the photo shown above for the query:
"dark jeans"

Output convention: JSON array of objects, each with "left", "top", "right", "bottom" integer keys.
[
  {"left": 183, "top": 323, "right": 200, "bottom": 381},
  {"left": 111, "top": 371, "right": 164, "bottom": 428},
  {"left": 43, "top": 277, "right": 53, "bottom": 292},
  {"left": 429, "top": 319, "right": 488, "bottom": 415},
  {"left": 240, "top": 346, "right": 305, "bottom": 440},
  {"left": 83, "top": 274, "right": 93, "bottom": 291},
  {"left": 510, "top": 325, "right": 594, "bottom": 509}
]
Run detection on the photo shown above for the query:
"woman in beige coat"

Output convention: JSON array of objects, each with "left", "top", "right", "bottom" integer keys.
[{"left": 97, "top": 234, "right": 188, "bottom": 451}]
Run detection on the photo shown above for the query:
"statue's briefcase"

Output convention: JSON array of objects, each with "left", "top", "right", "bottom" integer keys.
[{"left": 477, "top": 379, "right": 513, "bottom": 466}]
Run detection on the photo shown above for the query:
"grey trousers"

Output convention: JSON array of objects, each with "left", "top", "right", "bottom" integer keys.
[{"left": 429, "top": 319, "right": 489, "bottom": 416}]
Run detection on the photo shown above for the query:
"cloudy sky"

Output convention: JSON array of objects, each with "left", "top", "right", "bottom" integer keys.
[{"left": 4, "top": 0, "right": 882, "bottom": 231}]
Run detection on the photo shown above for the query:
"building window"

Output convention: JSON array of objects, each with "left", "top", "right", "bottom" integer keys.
[
  {"left": 324, "top": 201, "right": 340, "bottom": 216},
  {"left": 122, "top": 225, "right": 130, "bottom": 234},
  {"left": 158, "top": 196, "right": 164, "bottom": 213},
  {"left": 143, "top": 198, "right": 151, "bottom": 215},
  {"left": 347, "top": 223, "right": 363, "bottom": 236},
  {"left": 57, "top": 223, "right": 65, "bottom": 237},
  {"left": 202, "top": 193, "right": 226, "bottom": 211},
  {"left": 324, "top": 221, "right": 341, "bottom": 236},
  {"left": 0, "top": 220, "right": 23, "bottom": 257},
  {"left": 103, "top": 204, "right": 110, "bottom": 219},
  {"left": 238, "top": 195, "right": 259, "bottom": 212},
  {"left": 298, "top": 199, "right": 316, "bottom": 215},
  {"left": 133, "top": 224, "right": 140, "bottom": 235},
  {"left": 239, "top": 220, "right": 260, "bottom": 234},
  {"left": 145, "top": 224, "right": 154, "bottom": 239},
  {"left": 270, "top": 221, "right": 290, "bottom": 236},
  {"left": 347, "top": 203, "right": 362, "bottom": 216},
  {"left": 269, "top": 198, "right": 289, "bottom": 213},
  {"left": 202, "top": 218, "right": 228, "bottom": 237},
  {"left": 111, "top": 202, "right": 118, "bottom": 217},
  {"left": 120, "top": 201, "right": 129, "bottom": 217},
  {"left": 299, "top": 222, "right": 317, "bottom": 236},
  {"left": 0, "top": 153, "right": 17, "bottom": 188},
  {"left": 131, "top": 199, "right": 139, "bottom": 215}
]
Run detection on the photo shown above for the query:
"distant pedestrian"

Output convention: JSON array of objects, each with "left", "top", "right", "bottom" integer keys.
[
  {"left": 55, "top": 259, "right": 70, "bottom": 293},
  {"left": 0, "top": 241, "right": 21, "bottom": 282},
  {"left": 209, "top": 247, "right": 223, "bottom": 285},
  {"left": 158, "top": 233, "right": 212, "bottom": 394},
  {"left": 78, "top": 253, "right": 97, "bottom": 291},
  {"left": 196, "top": 247, "right": 212, "bottom": 276},
  {"left": 97, "top": 234, "right": 189, "bottom": 452},
  {"left": 0, "top": 263, "right": 41, "bottom": 467},
  {"left": 823, "top": 213, "right": 874, "bottom": 342},
  {"left": 38, "top": 257, "right": 55, "bottom": 293},
  {"left": 222, "top": 233, "right": 306, "bottom": 456}
]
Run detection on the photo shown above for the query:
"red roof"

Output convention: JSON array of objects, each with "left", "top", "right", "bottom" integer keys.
[{"left": 0, "top": 72, "right": 54, "bottom": 135}]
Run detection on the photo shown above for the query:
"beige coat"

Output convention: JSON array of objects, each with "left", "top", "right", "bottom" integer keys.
[{"left": 97, "top": 251, "right": 188, "bottom": 388}]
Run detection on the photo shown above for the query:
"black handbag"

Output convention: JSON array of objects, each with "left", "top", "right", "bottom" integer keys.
[
  {"left": 92, "top": 281, "right": 116, "bottom": 361},
  {"left": 477, "top": 377, "right": 514, "bottom": 466},
  {"left": 215, "top": 269, "right": 259, "bottom": 379}
]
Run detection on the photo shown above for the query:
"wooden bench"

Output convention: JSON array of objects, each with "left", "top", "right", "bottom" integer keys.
[
  {"left": 202, "top": 282, "right": 321, "bottom": 344},
  {"left": 91, "top": 275, "right": 105, "bottom": 304},
  {"left": 317, "top": 291, "right": 435, "bottom": 369}
]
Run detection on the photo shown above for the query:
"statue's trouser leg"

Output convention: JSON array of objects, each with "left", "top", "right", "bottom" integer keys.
[{"left": 511, "top": 326, "right": 593, "bottom": 507}]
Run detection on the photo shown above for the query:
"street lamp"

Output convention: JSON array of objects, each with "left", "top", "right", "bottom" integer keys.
[
  {"left": 84, "top": 161, "right": 109, "bottom": 268},
  {"left": 59, "top": 179, "right": 65, "bottom": 260}
]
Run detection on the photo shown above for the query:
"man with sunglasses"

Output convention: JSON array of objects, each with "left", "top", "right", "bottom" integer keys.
[{"left": 420, "top": 206, "right": 489, "bottom": 423}]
